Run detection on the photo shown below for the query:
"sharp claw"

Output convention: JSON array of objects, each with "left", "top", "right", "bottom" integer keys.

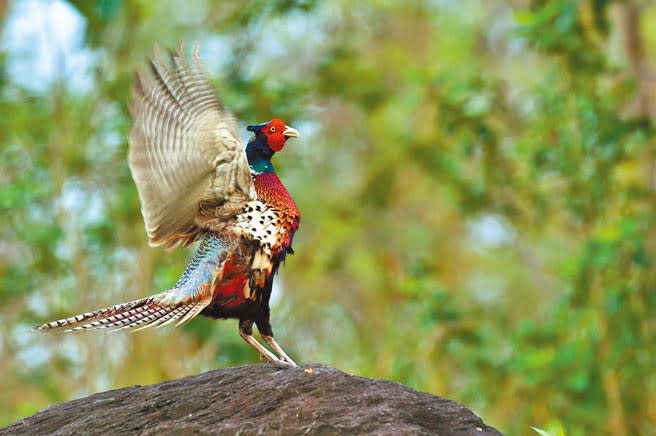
[
  {"left": 270, "top": 358, "right": 295, "bottom": 368},
  {"left": 258, "top": 351, "right": 295, "bottom": 368},
  {"left": 279, "top": 356, "right": 297, "bottom": 367},
  {"left": 258, "top": 352, "right": 294, "bottom": 368}
]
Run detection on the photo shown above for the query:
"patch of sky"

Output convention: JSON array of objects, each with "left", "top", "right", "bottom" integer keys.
[
  {"left": 467, "top": 214, "right": 515, "bottom": 248},
  {"left": 2, "top": 0, "right": 97, "bottom": 93},
  {"left": 57, "top": 178, "right": 106, "bottom": 226}
]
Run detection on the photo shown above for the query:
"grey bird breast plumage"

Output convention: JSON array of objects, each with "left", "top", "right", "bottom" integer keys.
[{"left": 128, "top": 43, "right": 255, "bottom": 247}]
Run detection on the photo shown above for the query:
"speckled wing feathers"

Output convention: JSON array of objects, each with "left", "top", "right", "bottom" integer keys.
[{"left": 129, "top": 43, "right": 255, "bottom": 247}]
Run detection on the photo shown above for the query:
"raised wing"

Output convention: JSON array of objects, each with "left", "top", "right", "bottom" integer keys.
[{"left": 129, "top": 43, "right": 255, "bottom": 248}]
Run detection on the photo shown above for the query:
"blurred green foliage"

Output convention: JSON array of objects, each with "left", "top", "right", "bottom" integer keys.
[{"left": 2, "top": 1, "right": 656, "bottom": 434}]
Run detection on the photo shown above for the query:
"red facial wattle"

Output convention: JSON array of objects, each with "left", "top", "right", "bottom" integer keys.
[
  {"left": 263, "top": 119, "right": 300, "bottom": 152},
  {"left": 264, "top": 119, "right": 288, "bottom": 152},
  {"left": 267, "top": 131, "right": 286, "bottom": 151}
]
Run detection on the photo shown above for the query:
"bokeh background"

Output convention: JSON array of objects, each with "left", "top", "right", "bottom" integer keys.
[{"left": 2, "top": 0, "right": 656, "bottom": 434}]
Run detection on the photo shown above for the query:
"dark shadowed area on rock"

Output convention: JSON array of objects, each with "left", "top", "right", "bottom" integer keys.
[{"left": 1, "top": 364, "right": 502, "bottom": 435}]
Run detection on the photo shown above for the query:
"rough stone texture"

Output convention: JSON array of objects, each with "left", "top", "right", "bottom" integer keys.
[{"left": 2, "top": 364, "right": 503, "bottom": 435}]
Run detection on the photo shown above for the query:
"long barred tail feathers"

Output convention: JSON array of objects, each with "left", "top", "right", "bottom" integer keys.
[
  {"left": 35, "top": 234, "right": 224, "bottom": 334},
  {"left": 34, "top": 294, "right": 208, "bottom": 334}
]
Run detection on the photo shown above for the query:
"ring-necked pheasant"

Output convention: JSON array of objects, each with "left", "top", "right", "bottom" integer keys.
[{"left": 36, "top": 43, "right": 301, "bottom": 367}]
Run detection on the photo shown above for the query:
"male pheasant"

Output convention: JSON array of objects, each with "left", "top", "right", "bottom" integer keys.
[{"left": 36, "top": 44, "right": 301, "bottom": 367}]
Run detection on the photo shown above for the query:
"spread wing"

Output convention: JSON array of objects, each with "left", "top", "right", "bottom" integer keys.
[{"left": 129, "top": 43, "right": 255, "bottom": 248}]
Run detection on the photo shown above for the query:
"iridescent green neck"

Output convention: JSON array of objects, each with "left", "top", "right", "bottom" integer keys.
[{"left": 250, "top": 160, "right": 274, "bottom": 174}]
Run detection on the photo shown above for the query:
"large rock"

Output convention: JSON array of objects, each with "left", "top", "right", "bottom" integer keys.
[{"left": 2, "top": 364, "right": 503, "bottom": 435}]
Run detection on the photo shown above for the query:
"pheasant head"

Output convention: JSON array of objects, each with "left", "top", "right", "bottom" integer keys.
[{"left": 246, "top": 119, "right": 300, "bottom": 168}]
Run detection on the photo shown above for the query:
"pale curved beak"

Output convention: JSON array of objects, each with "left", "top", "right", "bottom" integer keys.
[{"left": 283, "top": 126, "right": 300, "bottom": 138}]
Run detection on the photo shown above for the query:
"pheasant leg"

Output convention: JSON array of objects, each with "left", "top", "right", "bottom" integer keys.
[
  {"left": 262, "top": 335, "right": 297, "bottom": 366},
  {"left": 239, "top": 322, "right": 293, "bottom": 368}
]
